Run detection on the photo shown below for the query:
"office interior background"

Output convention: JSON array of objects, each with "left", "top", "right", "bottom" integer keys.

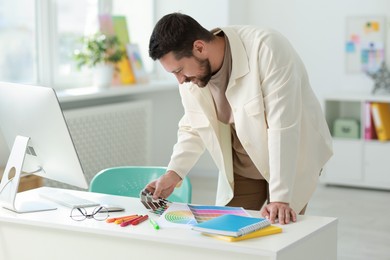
[{"left": 0, "top": 0, "right": 389, "bottom": 259}]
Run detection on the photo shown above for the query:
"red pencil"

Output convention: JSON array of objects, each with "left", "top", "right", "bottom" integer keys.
[
  {"left": 120, "top": 215, "right": 143, "bottom": 227},
  {"left": 131, "top": 215, "right": 149, "bottom": 225}
]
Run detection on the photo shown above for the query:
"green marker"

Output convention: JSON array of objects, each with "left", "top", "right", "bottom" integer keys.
[{"left": 149, "top": 218, "right": 160, "bottom": 230}]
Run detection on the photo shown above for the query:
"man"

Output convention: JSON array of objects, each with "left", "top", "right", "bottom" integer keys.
[{"left": 145, "top": 13, "right": 333, "bottom": 224}]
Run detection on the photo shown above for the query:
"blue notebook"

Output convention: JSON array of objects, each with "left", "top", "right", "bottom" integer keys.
[{"left": 191, "top": 214, "right": 271, "bottom": 237}]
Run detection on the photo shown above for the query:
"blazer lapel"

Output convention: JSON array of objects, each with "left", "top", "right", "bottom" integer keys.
[{"left": 221, "top": 27, "right": 250, "bottom": 93}]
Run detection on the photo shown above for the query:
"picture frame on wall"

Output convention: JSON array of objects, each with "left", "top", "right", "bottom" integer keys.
[{"left": 345, "top": 16, "right": 386, "bottom": 74}]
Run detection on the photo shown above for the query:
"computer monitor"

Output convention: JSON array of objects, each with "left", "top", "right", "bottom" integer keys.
[{"left": 0, "top": 82, "right": 88, "bottom": 213}]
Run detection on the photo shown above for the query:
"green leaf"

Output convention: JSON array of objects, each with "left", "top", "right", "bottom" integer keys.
[{"left": 72, "top": 32, "right": 125, "bottom": 69}]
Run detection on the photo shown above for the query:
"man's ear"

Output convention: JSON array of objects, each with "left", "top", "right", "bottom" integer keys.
[{"left": 193, "top": 40, "right": 205, "bottom": 55}]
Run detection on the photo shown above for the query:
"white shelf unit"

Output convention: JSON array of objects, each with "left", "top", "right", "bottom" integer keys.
[{"left": 322, "top": 93, "right": 390, "bottom": 190}]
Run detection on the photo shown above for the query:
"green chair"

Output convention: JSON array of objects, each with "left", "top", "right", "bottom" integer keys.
[{"left": 89, "top": 166, "right": 192, "bottom": 203}]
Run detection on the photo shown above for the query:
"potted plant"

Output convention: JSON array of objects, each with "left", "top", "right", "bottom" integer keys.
[{"left": 73, "top": 32, "right": 125, "bottom": 87}]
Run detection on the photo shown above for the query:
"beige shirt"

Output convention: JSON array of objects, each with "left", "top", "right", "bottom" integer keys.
[{"left": 208, "top": 32, "right": 263, "bottom": 180}]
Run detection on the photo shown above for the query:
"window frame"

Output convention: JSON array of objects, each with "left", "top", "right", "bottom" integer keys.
[
  {"left": 34, "top": 0, "right": 155, "bottom": 90},
  {"left": 36, "top": 0, "right": 56, "bottom": 87}
]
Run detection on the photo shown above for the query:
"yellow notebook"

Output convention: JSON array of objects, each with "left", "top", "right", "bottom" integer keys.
[
  {"left": 116, "top": 58, "right": 136, "bottom": 84},
  {"left": 203, "top": 225, "right": 282, "bottom": 242},
  {"left": 371, "top": 102, "right": 390, "bottom": 141},
  {"left": 112, "top": 16, "right": 136, "bottom": 84}
]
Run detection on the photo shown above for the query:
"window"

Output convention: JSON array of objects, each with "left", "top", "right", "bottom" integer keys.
[
  {"left": 0, "top": 0, "right": 37, "bottom": 84},
  {"left": 111, "top": 0, "right": 154, "bottom": 73},
  {"left": 54, "top": 0, "right": 101, "bottom": 88},
  {"left": 0, "top": 0, "right": 154, "bottom": 89}
]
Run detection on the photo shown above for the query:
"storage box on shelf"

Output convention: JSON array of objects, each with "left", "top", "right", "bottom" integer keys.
[{"left": 323, "top": 93, "right": 390, "bottom": 190}]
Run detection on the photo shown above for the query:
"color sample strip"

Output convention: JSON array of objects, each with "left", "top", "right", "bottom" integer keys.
[
  {"left": 188, "top": 205, "right": 249, "bottom": 223},
  {"left": 164, "top": 210, "right": 197, "bottom": 225}
]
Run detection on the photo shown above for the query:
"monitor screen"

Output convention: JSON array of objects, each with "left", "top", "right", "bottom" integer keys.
[{"left": 0, "top": 82, "right": 88, "bottom": 190}]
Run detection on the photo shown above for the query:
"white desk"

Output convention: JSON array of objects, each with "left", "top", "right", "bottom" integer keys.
[{"left": 0, "top": 187, "right": 337, "bottom": 260}]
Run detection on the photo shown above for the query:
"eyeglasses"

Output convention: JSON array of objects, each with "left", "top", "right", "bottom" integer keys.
[{"left": 70, "top": 206, "right": 109, "bottom": 221}]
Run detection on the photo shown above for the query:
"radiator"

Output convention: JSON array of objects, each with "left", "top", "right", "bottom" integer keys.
[{"left": 44, "top": 100, "right": 152, "bottom": 190}]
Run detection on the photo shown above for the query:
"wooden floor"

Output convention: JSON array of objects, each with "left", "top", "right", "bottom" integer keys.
[{"left": 190, "top": 175, "right": 390, "bottom": 260}]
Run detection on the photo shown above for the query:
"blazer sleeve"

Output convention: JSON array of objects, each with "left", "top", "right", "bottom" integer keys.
[
  {"left": 166, "top": 89, "right": 207, "bottom": 179},
  {"left": 258, "top": 31, "right": 305, "bottom": 204}
]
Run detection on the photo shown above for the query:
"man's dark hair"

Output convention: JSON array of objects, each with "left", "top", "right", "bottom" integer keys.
[{"left": 149, "top": 13, "right": 214, "bottom": 60}]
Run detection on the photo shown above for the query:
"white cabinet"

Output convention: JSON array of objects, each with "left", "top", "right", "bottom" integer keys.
[
  {"left": 322, "top": 94, "right": 390, "bottom": 190},
  {"left": 324, "top": 139, "right": 363, "bottom": 183},
  {"left": 364, "top": 142, "right": 390, "bottom": 187}
]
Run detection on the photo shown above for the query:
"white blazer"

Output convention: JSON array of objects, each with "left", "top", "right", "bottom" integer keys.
[{"left": 167, "top": 26, "right": 333, "bottom": 212}]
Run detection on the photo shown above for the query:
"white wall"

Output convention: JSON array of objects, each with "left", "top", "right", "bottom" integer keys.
[
  {"left": 155, "top": 0, "right": 390, "bottom": 98},
  {"left": 246, "top": 0, "right": 390, "bottom": 98},
  {"left": 155, "top": 0, "right": 230, "bottom": 28},
  {"left": 153, "top": 0, "right": 390, "bottom": 176}
]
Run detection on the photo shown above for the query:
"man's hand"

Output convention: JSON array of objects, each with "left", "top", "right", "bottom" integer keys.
[
  {"left": 260, "top": 202, "right": 297, "bottom": 225},
  {"left": 145, "top": 170, "right": 182, "bottom": 200}
]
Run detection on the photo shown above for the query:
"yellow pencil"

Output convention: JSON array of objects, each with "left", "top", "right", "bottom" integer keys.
[{"left": 114, "top": 215, "right": 139, "bottom": 224}]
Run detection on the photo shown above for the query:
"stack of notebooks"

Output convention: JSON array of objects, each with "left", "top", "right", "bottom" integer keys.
[{"left": 191, "top": 214, "right": 282, "bottom": 242}]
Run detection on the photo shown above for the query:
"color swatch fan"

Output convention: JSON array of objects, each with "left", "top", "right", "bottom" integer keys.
[{"left": 139, "top": 189, "right": 170, "bottom": 215}]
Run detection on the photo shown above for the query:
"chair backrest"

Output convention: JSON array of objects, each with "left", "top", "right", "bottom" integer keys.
[{"left": 89, "top": 166, "right": 192, "bottom": 203}]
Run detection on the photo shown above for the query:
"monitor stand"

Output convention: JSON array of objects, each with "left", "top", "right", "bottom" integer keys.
[{"left": 0, "top": 135, "right": 57, "bottom": 213}]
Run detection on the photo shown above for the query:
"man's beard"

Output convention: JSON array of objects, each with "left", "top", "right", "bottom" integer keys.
[{"left": 193, "top": 57, "right": 212, "bottom": 88}]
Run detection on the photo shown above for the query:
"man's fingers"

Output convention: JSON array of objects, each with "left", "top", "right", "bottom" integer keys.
[
  {"left": 260, "top": 206, "right": 270, "bottom": 219},
  {"left": 278, "top": 207, "right": 285, "bottom": 224},
  {"left": 284, "top": 208, "right": 291, "bottom": 224},
  {"left": 147, "top": 171, "right": 182, "bottom": 200},
  {"left": 269, "top": 206, "right": 278, "bottom": 224},
  {"left": 145, "top": 183, "right": 156, "bottom": 194},
  {"left": 261, "top": 202, "right": 299, "bottom": 225},
  {"left": 291, "top": 210, "right": 297, "bottom": 222},
  {"left": 152, "top": 184, "right": 163, "bottom": 199}
]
